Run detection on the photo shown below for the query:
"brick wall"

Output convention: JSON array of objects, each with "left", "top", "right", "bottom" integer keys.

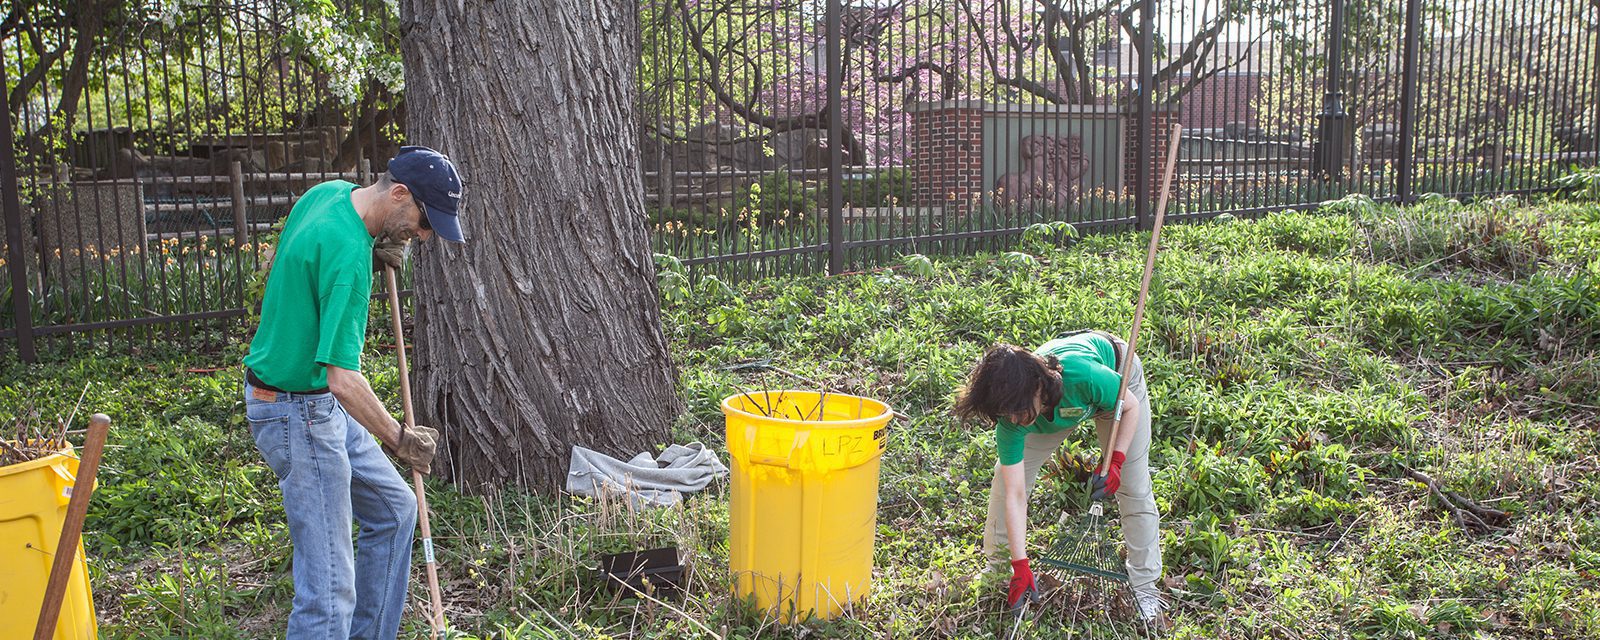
[
  {"left": 910, "top": 103, "right": 1180, "bottom": 215},
  {"left": 1177, "top": 73, "right": 1265, "bottom": 130},
  {"left": 910, "top": 103, "right": 985, "bottom": 214},
  {"left": 1123, "top": 107, "right": 1182, "bottom": 203}
]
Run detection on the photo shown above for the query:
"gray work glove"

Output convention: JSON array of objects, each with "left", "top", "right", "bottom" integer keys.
[
  {"left": 383, "top": 423, "right": 439, "bottom": 474},
  {"left": 372, "top": 236, "right": 408, "bottom": 271}
]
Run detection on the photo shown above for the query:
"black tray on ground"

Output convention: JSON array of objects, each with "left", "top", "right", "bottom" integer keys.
[{"left": 596, "top": 546, "right": 685, "bottom": 599}]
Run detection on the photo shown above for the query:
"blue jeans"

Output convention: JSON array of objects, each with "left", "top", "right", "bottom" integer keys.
[{"left": 245, "top": 382, "right": 417, "bottom": 639}]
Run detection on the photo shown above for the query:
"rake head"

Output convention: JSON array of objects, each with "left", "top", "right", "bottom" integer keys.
[{"left": 1036, "top": 503, "right": 1128, "bottom": 582}]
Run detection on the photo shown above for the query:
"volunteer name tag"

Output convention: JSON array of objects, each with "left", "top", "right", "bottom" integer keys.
[{"left": 1056, "top": 406, "right": 1088, "bottom": 422}]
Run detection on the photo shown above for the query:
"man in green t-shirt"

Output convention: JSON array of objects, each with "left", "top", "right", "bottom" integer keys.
[
  {"left": 242, "top": 146, "right": 465, "bottom": 639},
  {"left": 954, "top": 330, "right": 1167, "bottom": 628}
]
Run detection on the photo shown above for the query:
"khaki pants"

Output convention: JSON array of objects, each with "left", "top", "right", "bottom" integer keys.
[{"left": 981, "top": 340, "right": 1164, "bottom": 591}]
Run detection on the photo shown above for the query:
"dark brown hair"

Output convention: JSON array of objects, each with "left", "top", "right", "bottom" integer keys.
[{"left": 953, "top": 344, "right": 1063, "bottom": 425}]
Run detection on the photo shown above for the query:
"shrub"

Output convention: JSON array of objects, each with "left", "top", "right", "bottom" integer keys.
[
  {"left": 732, "top": 170, "right": 815, "bottom": 225},
  {"left": 830, "top": 167, "right": 912, "bottom": 207},
  {"left": 1552, "top": 166, "right": 1600, "bottom": 201}
]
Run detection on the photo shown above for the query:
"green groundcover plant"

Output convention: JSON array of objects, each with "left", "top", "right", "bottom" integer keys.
[{"left": 2, "top": 193, "right": 1597, "bottom": 639}]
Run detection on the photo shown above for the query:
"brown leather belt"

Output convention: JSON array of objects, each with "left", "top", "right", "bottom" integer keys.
[{"left": 245, "top": 367, "right": 329, "bottom": 396}]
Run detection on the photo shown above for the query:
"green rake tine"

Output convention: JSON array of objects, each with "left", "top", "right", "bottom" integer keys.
[{"left": 1037, "top": 502, "right": 1129, "bottom": 582}]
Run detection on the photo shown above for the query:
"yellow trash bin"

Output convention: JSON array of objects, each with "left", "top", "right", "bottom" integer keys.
[
  {"left": 0, "top": 448, "right": 98, "bottom": 640},
  {"left": 723, "top": 390, "right": 892, "bottom": 621}
]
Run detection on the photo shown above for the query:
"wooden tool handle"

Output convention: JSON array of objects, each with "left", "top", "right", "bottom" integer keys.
[
  {"left": 34, "top": 413, "right": 111, "bottom": 640},
  {"left": 1100, "top": 123, "right": 1184, "bottom": 476},
  {"left": 384, "top": 266, "right": 445, "bottom": 638}
]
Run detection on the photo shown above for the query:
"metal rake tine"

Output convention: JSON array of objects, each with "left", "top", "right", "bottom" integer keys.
[{"left": 1005, "top": 598, "right": 1030, "bottom": 640}]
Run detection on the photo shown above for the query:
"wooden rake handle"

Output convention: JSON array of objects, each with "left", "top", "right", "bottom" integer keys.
[
  {"left": 1099, "top": 123, "right": 1184, "bottom": 477},
  {"left": 34, "top": 413, "right": 110, "bottom": 640},
  {"left": 384, "top": 266, "right": 446, "bottom": 639}
]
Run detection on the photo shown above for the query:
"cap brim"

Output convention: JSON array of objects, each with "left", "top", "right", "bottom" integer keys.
[{"left": 419, "top": 201, "right": 465, "bottom": 243}]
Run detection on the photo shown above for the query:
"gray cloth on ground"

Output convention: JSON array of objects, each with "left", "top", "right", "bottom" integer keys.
[{"left": 566, "top": 442, "right": 728, "bottom": 507}]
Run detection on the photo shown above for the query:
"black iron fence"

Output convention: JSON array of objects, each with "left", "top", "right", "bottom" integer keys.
[
  {"left": 4, "top": 0, "right": 1599, "bottom": 359},
  {"left": 639, "top": 0, "right": 1600, "bottom": 282},
  {"left": 0, "top": 0, "right": 403, "bottom": 361}
]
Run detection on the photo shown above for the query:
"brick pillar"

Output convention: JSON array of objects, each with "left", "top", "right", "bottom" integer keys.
[
  {"left": 911, "top": 101, "right": 985, "bottom": 215},
  {"left": 1122, "top": 107, "right": 1181, "bottom": 202}
]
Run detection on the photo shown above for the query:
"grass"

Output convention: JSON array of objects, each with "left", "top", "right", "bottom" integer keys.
[
  {"left": 647, "top": 162, "right": 1574, "bottom": 285},
  {"left": 2, "top": 193, "right": 1598, "bottom": 638}
]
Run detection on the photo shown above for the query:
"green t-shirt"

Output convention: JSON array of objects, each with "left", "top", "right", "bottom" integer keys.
[
  {"left": 994, "top": 333, "right": 1122, "bottom": 465},
  {"left": 243, "top": 181, "right": 374, "bottom": 391}
]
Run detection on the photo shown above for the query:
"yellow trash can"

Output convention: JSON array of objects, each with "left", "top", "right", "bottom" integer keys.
[
  {"left": 0, "top": 448, "right": 98, "bottom": 640},
  {"left": 723, "top": 390, "right": 892, "bottom": 621}
]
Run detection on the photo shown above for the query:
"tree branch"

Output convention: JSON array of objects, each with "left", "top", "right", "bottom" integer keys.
[
  {"left": 1149, "top": 9, "right": 1235, "bottom": 95},
  {"left": 955, "top": 0, "right": 1067, "bottom": 104},
  {"left": 666, "top": 0, "right": 869, "bottom": 163},
  {"left": 7, "top": 42, "right": 70, "bottom": 115},
  {"left": 19, "top": 0, "right": 104, "bottom": 159},
  {"left": 1156, "top": 28, "right": 1267, "bottom": 107},
  {"left": 1402, "top": 466, "right": 1510, "bottom": 533},
  {"left": 955, "top": 0, "right": 1007, "bottom": 98},
  {"left": 874, "top": 61, "right": 961, "bottom": 100},
  {"left": 1040, "top": 5, "right": 1077, "bottom": 99},
  {"left": 1034, "top": 0, "right": 1119, "bottom": 104}
]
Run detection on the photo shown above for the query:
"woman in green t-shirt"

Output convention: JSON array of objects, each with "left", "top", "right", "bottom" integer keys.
[{"left": 954, "top": 330, "right": 1166, "bottom": 626}]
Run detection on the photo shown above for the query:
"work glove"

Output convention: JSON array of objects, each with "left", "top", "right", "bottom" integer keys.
[
  {"left": 372, "top": 235, "right": 408, "bottom": 271},
  {"left": 383, "top": 423, "right": 439, "bottom": 474},
  {"left": 1007, "top": 558, "right": 1038, "bottom": 610},
  {"left": 1089, "top": 450, "right": 1126, "bottom": 501}
]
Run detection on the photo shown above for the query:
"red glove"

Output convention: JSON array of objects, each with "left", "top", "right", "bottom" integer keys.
[
  {"left": 1007, "top": 558, "right": 1037, "bottom": 609},
  {"left": 1089, "top": 451, "right": 1126, "bottom": 500}
]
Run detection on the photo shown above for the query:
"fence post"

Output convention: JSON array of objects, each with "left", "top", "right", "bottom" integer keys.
[
  {"left": 825, "top": 0, "right": 845, "bottom": 275},
  {"left": 1132, "top": 0, "right": 1154, "bottom": 230},
  {"left": 1314, "top": 0, "right": 1348, "bottom": 181},
  {"left": 0, "top": 62, "right": 38, "bottom": 363},
  {"left": 230, "top": 160, "right": 247, "bottom": 249},
  {"left": 1395, "top": 0, "right": 1423, "bottom": 204},
  {"left": 658, "top": 155, "right": 676, "bottom": 210}
]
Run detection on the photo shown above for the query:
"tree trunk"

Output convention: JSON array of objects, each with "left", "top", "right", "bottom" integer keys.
[{"left": 399, "top": 0, "right": 681, "bottom": 493}]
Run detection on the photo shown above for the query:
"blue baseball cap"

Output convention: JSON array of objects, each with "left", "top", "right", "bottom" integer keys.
[{"left": 388, "top": 145, "right": 465, "bottom": 242}]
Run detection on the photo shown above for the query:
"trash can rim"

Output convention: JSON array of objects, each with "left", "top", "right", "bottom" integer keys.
[
  {"left": 0, "top": 446, "right": 75, "bottom": 477},
  {"left": 720, "top": 390, "right": 893, "bottom": 429}
]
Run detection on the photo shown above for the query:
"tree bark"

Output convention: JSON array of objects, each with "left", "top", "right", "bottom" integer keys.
[{"left": 399, "top": 0, "right": 682, "bottom": 493}]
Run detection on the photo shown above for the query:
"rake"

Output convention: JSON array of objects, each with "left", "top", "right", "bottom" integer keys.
[
  {"left": 1036, "top": 499, "right": 1129, "bottom": 581},
  {"left": 1035, "top": 122, "right": 1182, "bottom": 585},
  {"left": 384, "top": 266, "right": 447, "bottom": 639}
]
